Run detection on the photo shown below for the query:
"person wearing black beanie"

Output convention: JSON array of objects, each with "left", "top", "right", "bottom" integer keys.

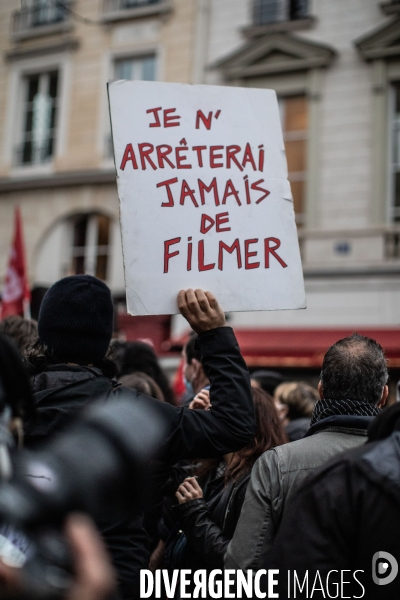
[
  {"left": 23, "top": 282, "right": 255, "bottom": 600},
  {"left": 38, "top": 274, "right": 114, "bottom": 364}
]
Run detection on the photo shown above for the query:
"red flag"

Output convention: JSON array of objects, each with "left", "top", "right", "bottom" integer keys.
[{"left": 1, "top": 207, "right": 31, "bottom": 319}]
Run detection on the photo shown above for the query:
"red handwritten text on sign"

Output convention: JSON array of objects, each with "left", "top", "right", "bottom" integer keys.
[{"left": 119, "top": 106, "right": 287, "bottom": 275}]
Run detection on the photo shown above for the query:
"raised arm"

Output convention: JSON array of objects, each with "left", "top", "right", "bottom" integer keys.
[
  {"left": 177, "top": 288, "right": 226, "bottom": 334},
  {"left": 153, "top": 289, "right": 255, "bottom": 463}
]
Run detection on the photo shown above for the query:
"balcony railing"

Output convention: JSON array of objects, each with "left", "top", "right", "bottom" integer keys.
[
  {"left": 253, "top": 0, "right": 308, "bottom": 26},
  {"left": 103, "top": 0, "right": 164, "bottom": 15},
  {"left": 297, "top": 226, "right": 400, "bottom": 274},
  {"left": 12, "top": 1, "right": 70, "bottom": 35}
]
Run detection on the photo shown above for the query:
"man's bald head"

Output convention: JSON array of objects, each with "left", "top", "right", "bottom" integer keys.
[{"left": 320, "top": 333, "right": 388, "bottom": 405}]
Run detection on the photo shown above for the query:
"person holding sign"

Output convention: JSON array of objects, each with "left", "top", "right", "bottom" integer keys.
[{"left": 24, "top": 275, "right": 255, "bottom": 600}]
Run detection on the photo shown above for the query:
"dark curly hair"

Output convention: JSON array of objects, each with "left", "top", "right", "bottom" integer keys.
[
  {"left": 0, "top": 333, "right": 34, "bottom": 419},
  {"left": 0, "top": 315, "right": 38, "bottom": 355},
  {"left": 26, "top": 339, "right": 118, "bottom": 379}
]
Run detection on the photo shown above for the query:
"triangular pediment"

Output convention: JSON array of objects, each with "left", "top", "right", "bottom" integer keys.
[
  {"left": 356, "top": 17, "right": 400, "bottom": 60},
  {"left": 252, "top": 49, "right": 300, "bottom": 66},
  {"left": 212, "top": 33, "right": 336, "bottom": 80}
]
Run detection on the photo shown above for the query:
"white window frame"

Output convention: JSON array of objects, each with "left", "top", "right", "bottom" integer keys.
[
  {"left": 19, "top": 70, "right": 58, "bottom": 167},
  {"left": 114, "top": 54, "right": 157, "bottom": 81},
  {"left": 3, "top": 52, "right": 71, "bottom": 177},
  {"left": 68, "top": 213, "right": 112, "bottom": 280},
  {"left": 35, "top": 211, "right": 114, "bottom": 285}
]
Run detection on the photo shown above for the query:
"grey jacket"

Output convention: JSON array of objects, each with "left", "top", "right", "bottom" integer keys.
[{"left": 224, "top": 415, "right": 372, "bottom": 570}]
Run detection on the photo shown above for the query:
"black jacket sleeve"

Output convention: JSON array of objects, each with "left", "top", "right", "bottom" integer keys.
[
  {"left": 268, "top": 441, "right": 400, "bottom": 600},
  {"left": 174, "top": 498, "right": 230, "bottom": 569},
  {"left": 173, "top": 479, "right": 249, "bottom": 569},
  {"left": 147, "top": 327, "right": 255, "bottom": 463},
  {"left": 122, "top": 327, "right": 255, "bottom": 463},
  {"left": 266, "top": 461, "right": 357, "bottom": 598}
]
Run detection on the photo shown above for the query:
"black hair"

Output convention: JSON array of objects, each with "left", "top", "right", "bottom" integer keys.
[
  {"left": 115, "top": 341, "right": 175, "bottom": 404},
  {"left": 0, "top": 333, "right": 34, "bottom": 419},
  {"left": 320, "top": 333, "right": 388, "bottom": 405},
  {"left": 250, "top": 369, "right": 285, "bottom": 396}
]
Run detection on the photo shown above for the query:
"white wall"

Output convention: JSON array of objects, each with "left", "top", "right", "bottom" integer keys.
[{"left": 210, "top": 0, "right": 251, "bottom": 56}]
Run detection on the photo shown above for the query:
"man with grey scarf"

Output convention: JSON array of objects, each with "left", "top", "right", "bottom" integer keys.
[{"left": 225, "top": 333, "right": 388, "bottom": 572}]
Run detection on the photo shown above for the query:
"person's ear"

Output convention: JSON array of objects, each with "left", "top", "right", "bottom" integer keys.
[
  {"left": 377, "top": 385, "right": 389, "bottom": 409},
  {"left": 318, "top": 381, "right": 324, "bottom": 400}
]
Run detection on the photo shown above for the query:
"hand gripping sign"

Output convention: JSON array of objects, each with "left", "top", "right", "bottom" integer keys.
[{"left": 107, "top": 81, "right": 306, "bottom": 315}]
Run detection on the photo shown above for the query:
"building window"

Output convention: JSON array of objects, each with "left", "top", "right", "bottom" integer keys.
[
  {"left": 16, "top": 70, "right": 58, "bottom": 166},
  {"left": 12, "top": 0, "right": 69, "bottom": 33},
  {"left": 120, "top": 0, "right": 162, "bottom": 8},
  {"left": 114, "top": 55, "right": 156, "bottom": 81},
  {"left": 253, "top": 0, "right": 308, "bottom": 25},
  {"left": 106, "top": 55, "right": 156, "bottom": 156},
  {"left": 279, "top": 96, "right": 308, "bottom": 225},
  {"left": 31, "top": 0, "right": 68, "bottom": 27},
  {"left": 390, "top": 82, "right": 400, "bottom": 222},
  {"left": 35, "top": 213, "right": 115, "bottom": 287},
  {"left": 70, "top": 214, "right": 111, "bottom": 281},
  {"left": 103, "top": 0, "right": 164, "bottom": 14}
]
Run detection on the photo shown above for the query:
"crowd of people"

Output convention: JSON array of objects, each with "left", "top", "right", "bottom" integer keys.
[{"left": 0, "top": 273, "right": 399, "bottom": 599}]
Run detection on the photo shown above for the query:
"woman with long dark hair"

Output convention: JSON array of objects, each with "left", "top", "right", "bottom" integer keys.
[{"left": 168, "top": 387, "right": 287, "bottom": 573}]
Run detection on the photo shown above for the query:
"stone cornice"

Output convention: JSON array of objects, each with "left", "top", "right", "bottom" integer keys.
[
  {"left": 0, "top": 169, "right": 116, "bottom": 193},
  {"left": 5, "top": 37, "right": 79, "bottom": 62},
  {"left": 355, "top": 17, "right": 400, "bottom": 60}
]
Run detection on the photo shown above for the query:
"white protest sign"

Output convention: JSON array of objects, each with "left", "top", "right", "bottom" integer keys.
[{"left": 108, "top": 81, "right": 306, "bottom": 315}]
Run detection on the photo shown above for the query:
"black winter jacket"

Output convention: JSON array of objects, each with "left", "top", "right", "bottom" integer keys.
[
  {"left": 267, "top": 404, "right": 400, "bottom": 599},
  {"left": 25, "top": 327, "right": 255, "bottom": 600},
  {"left": 173, "top": 470, "right": 250, "bottom": 571}
]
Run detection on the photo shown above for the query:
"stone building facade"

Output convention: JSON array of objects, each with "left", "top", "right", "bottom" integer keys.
[
  {"left": 0, "top": 0, "right": 399, "bottom": 376},
  {"left": 0, "top": 0, "right": 197, "bottom": 325}
]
